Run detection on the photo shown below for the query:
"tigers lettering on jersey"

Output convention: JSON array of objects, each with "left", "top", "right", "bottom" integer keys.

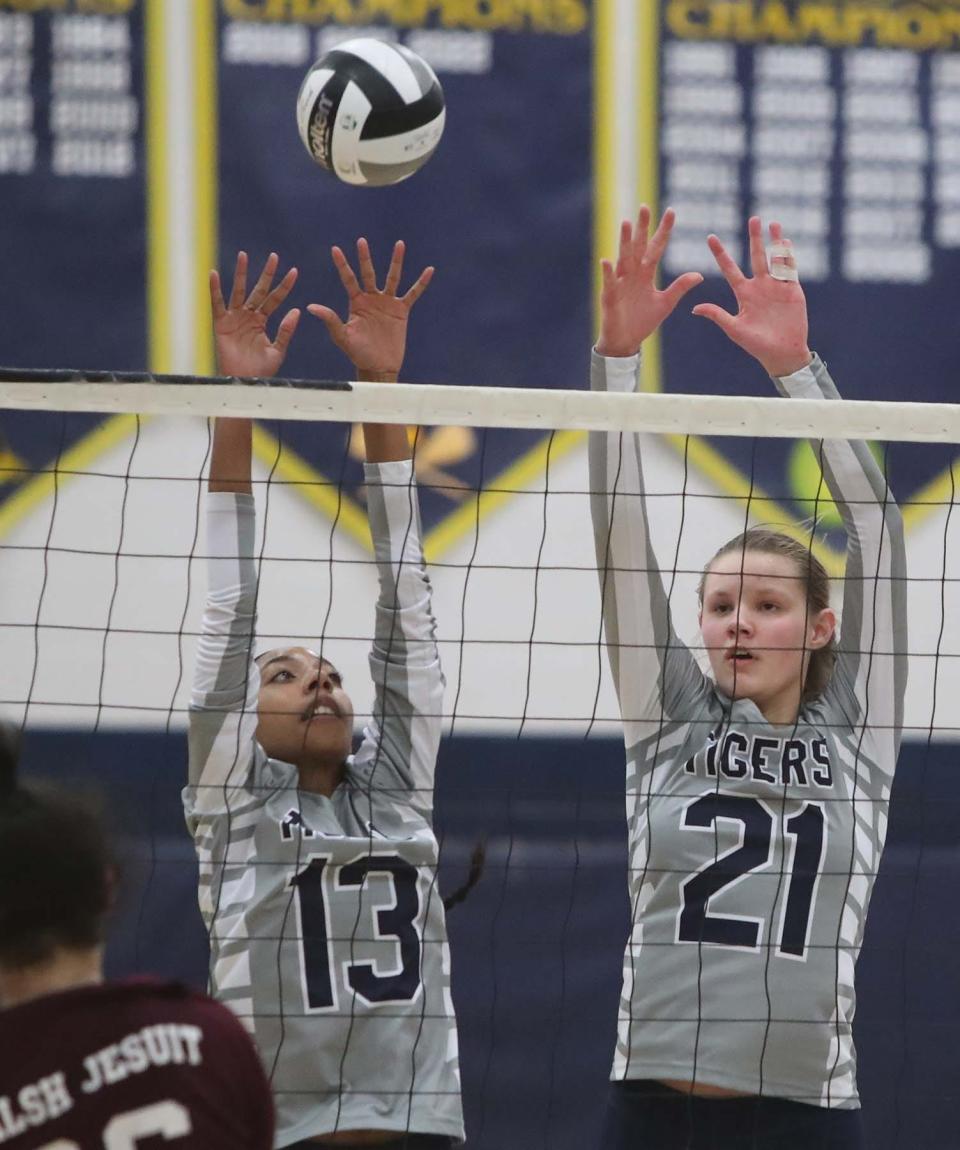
[{"left": 683, "top": 727, "right": 833, "bottom": 789}]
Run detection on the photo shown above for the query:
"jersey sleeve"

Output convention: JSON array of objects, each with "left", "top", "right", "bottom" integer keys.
[
  {"left": 185, "top": 492, "right": 265, "bottom": 828},
  {"left": 350, "top": 459, "right": 444, "bottom": 819},
  {"left": 589, "top": 350, "right": 710, "bottom": 749},
  {"left": 775, "top": 355, "right": 908, "bottom": 753}
]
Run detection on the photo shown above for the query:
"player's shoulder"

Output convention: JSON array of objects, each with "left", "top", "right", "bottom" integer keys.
[
  {"left": 115, "top": 978, "right": 255, "bottom": 1039},
  {"left": 0, "top": 977, "right": 249, "bottom": 1046}
]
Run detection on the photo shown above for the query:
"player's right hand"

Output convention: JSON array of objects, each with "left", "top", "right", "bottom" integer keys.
[
  {"left": 596, "top": 206, "right": 703, "bottom": 358},
  {"left": 210, "top": 251, "right": 301, "bottom": 379}
]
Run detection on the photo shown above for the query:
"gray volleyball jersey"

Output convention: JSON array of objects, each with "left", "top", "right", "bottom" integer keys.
[
  {"left": 590, "top": 351, "right": 906, "bottom": 1107},
  {"left": 182, "top": 460, "right": 463, "bottom": 1147}
]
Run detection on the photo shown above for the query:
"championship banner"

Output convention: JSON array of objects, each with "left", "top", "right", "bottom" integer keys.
[
  {"left": 215, "top": 1, "right": 594, "bottom": 556},
  {"left": 0, "top": 0, "right": 146, "bottom": 533},
  {"left": 652, "top": 0, "right": 960, "bottom": 562},
  {"left": 2, "top": 1, "right": 958, "bottom": 567}
]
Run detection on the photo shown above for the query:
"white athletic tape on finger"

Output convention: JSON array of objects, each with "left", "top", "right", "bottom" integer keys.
[{"left": 769, "top": 241, "right": 799, "bottom": 282}]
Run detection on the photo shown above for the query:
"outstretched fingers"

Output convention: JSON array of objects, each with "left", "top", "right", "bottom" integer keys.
[
  {"left": 209, "top": 269, "right": 227, "bottom": 321},
  {"left": 706, "top": 233, "right": 746, "bottom": 291},
  {"left": 747, "top": 216, "right": 770, "bottom": 279},
  {"left": 691, "top": 301, "right": 738, "bottom": 338},
  {"left": 401, "top": 265, "right": 435, "bottom": 308},
  {"left": 767, "top": 220, "right": 799, "bottom": 282},
  {"left": 331, "top": 245, "right": 362, "bottom": 298},
  {"left": 384, "top": 240, "right": 405, "bottom": 296},
  {"left": 615, "top": 218, "right": 634, "bottom": 279},
  {"left": 307, "top": 303, "right": 345, "bottom": 343},
  {"left": 227, "top": 251, "right": 249, "bottom": 311},
  {"left": 356, "top": 236, "right": 378, "bottom": 292},
  {"left": 261, "top": 266, "right": 299, "bottom": 318},
  {"left": 245, "top": 252, "right": 280, "bottom": 311},
  {"left": 272, "top": 308, "right": 302, "bottom": 357},
  {"left": 635, "top": 204, "right": 652, "bottom": 255},
  {"left": 662, "top": 270, "right": 705, "bottom": 311},
  {"left": 645, "top": 207, "right": 677, "bottom": 268}
]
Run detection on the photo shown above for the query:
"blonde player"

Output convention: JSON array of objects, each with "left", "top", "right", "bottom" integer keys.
[
  {"left": 591, "top": 211, "right": 905, "bottom": 1148},
  {"left": 183, "top": 243, "right": 463, "bottom": 1148}
]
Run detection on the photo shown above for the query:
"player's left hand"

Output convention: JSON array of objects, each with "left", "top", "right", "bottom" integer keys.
[
  {"left": 308, "top": 239, "right": 433, "bottom": 379},
  {"left": 692, "top": 218, "right": 812, "bottom": 378}
]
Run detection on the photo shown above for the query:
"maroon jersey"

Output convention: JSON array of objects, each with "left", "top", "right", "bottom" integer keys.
[{"left": 0, "top": 978, "right": 274, "bottom": 1149}]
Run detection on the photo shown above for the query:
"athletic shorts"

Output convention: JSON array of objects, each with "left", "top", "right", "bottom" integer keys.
[{"left": 600, "top": 1079, "right": 864, "bottom": 1150}]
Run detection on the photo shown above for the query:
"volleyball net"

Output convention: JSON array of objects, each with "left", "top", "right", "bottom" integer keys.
[
  {"left": 1, "top": 371, "right": 958, "bottom": 1149},
  {"left": 0, "top": 368, "right": 955, "bottom": 738}
]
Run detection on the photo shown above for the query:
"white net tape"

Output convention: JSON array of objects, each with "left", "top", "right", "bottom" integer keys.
[{"left": 0, "top": 372, "right": 958, "bottom": 441}]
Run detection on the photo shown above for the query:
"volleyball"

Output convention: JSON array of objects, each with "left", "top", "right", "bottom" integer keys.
[{"left": 296, "top": 38, "right": 445, "bottom": 187}]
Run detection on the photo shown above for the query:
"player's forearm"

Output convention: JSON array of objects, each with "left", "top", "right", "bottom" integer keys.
[
  {"left": 363, "top": 459, "right": 440, "bottom": 677},
  {"left": 194, "top": 492, "right": 259, "bottom": 706},
  {"left": 363, "top": 423, "right": 411, "bottom": 462},
  {"left": 209, "top": 418, "right": 253, "bottom": 494},
  {"left": 357, "top": 370, "right": 412, "bottom": 462}
]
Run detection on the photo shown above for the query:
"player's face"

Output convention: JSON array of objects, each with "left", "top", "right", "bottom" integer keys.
[
  {"left": 699, "top": 551, "right": 835, "bottom": 725},
  {"left": 256, "top": 647, "right": 354, "bottom": 769}
]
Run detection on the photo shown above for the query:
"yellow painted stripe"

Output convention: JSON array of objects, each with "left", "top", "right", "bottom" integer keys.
[
  {"left": 638, "top": 0, "right": 663, "bottom": 398},
  {"left": 902, "top": 455, "right": 960, "bottom": 532},
  {"left": 246, "top": 426, "right": 584, "bottom": 563},
  {"left": 0, "top": 416, "right": 141, "bottom": 540},
  {"left": 194, "top": 0, "right": 218, "bottom": 376},
  {"left": 593, "top": 0, "right": 614, "bottom": 328},
  {"left": 145, "top": 0, "right": 169, "bottom": 373},
  {"left": 251, "top": 427, "right": 371, "bottom": 549},
  {"left": 637, "top": 0, "right": 661, "bottom": 217},
  {"left": 423, "top": 430, "right": 582, "bottom": 562}
]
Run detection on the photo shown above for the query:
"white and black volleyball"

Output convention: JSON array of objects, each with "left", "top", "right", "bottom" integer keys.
[{"left": 296, "top": 38, "right": 445, "bottom": 187}]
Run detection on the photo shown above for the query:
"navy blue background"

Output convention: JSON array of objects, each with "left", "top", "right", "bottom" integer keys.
[
  {"left": 216, "top": 17, "right": 594, "bottom": 531},
  {"left": 20, "top": 731, "right": 960, "bottom": 1150},
  {"left": 656, "top": 14, "right": 960, "bottom": 524},
  {"left": 0, "top": 1, "right": 147, "bottom": 373}
]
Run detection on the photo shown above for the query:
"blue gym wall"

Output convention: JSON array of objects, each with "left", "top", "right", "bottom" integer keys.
[{"left": 21, "top": 731, "right": 960, "bottom": 1150}]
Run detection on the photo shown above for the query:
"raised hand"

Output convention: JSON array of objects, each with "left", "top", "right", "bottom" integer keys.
[
  {"left": 691, "top": 218, "right": 812, "bottom": 378},
  {"left": 597, "top": 206, "right": 703, "bottom": 358},
  {"left": 308, "top": 238, "right": 433, "bottom": 380},
  {"left": 210, "top": 252, "right": 301, "bottom": 379}
]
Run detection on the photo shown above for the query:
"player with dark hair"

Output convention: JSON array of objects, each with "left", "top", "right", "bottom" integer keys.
[
  {"left": 0, "top": 723, "right": 275, "bottom": 1149},
  {"left": 590, "top": 211, "right": 906, "bottom": 1148},
  {"left": 183, "top": 241, "right": 463, "bottom": 1148}
]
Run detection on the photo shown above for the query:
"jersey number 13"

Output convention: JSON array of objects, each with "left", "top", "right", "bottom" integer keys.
[{"left": 293, "top": 853, "right": 423, "bottom": 1010}]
